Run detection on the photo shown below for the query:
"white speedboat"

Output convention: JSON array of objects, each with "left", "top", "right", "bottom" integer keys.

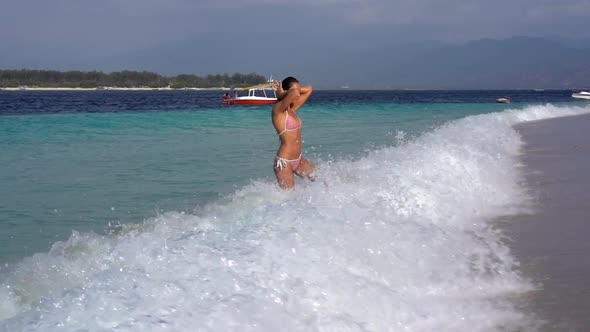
[
  {"left": 572, "top": 91, "right": 590, "bottom": 100},
  {"left": 496, "top": 96, "right": 511, "bottom": 103},
  {"left": 224, "top": 82, "right": 277, "bottom": 106}
]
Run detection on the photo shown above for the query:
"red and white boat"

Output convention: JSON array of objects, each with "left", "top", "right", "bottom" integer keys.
[{"left": 223, "top": 83, "right": 277, "bottom": 106}]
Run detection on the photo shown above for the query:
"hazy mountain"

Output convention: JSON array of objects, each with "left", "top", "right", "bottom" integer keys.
[
  {"left": 300, "top": 36, "right": 590, "bottom": 89},
  {"left": 3, "top": 36, "right": 589, "bottom": 89},
  {"left": 96, "top": 36, "right": 589, "bottom": 89}
]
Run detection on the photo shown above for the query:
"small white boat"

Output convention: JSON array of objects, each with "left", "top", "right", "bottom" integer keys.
[
  {"left": 224, "top": 82, "right": 277, "bottom": 106},
  {"left": 496, "top": 96, "right": 511, "bottom": 103},
  {"left": 572, "top": 91, "right": 590, "bottom": 100}
]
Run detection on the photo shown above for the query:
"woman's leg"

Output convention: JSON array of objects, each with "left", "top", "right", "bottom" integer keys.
[
  {"left": 295, "top": 158, "right": 316, "bottom": 181},
  {"left": 274, "top": 162, "right": 295, "bottom": 189}
]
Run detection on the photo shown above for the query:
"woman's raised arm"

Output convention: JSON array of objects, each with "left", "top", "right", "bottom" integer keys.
[{"left": 290, "top": 85, "right": 312, "bottom": 113}]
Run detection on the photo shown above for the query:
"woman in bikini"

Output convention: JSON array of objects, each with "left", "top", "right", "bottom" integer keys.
[{"left": 271, "top": 77, "right": 315, "bottom": 189}]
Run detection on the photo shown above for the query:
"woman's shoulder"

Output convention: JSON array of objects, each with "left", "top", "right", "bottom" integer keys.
[{"left": 272, "top": 100, "right": 289, "bottom": 113}]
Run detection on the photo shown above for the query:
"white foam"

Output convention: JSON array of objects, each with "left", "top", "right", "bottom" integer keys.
[{"left": 1, "top": 103, "right": 589, "bottom": 331}]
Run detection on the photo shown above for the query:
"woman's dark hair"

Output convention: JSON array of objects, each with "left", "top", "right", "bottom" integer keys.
[{"left": 281, "top": 77, "right": 299, "bottom": 90}]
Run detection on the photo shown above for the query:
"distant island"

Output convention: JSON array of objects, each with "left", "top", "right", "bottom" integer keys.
[{"left": 0, "top": 69, "right": 267, "bottom": 90}]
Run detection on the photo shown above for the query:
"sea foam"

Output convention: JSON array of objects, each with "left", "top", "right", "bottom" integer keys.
[{"left": 1, "top": 103, "right": 589, "bottom": 331}]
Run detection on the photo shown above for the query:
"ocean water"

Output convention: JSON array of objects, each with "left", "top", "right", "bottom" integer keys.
[{"left": 0, "top": 90, "right": 588, "bottom": 331}]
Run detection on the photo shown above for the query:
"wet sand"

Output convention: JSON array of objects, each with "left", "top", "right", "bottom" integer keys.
[{"left": 509, "top": 113, "right": 590, "bottom": 331}]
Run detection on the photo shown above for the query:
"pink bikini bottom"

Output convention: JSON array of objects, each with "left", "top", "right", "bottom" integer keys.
[{"left": 274, "top": 154, "right": 302, "bottom": 171}]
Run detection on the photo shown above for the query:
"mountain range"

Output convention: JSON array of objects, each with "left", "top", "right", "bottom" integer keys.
[{"left": 2, "top": 36, "right": 589, "bottom": 89}]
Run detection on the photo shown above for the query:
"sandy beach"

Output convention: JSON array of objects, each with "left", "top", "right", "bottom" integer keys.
[{"left": 508, "top": 113, "right": 590, "bottom": 331}]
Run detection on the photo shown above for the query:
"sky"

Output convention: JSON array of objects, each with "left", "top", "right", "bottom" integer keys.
[{"left": 1, "top": 0, "right": 590, "bottom": 82}]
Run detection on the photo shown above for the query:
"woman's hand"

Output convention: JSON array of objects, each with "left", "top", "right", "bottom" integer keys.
[{"left": 271, "top": 80, "right": 280, "bottom": 91}]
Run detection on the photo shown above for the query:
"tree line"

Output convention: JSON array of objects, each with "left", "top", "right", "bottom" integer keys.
[{"left": 0, "top": 70, "right": 267, "bottom": 88}]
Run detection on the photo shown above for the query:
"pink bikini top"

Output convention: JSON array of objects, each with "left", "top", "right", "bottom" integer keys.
[{"left": 278, "top": 111, "right": 301, "bottom": 136}]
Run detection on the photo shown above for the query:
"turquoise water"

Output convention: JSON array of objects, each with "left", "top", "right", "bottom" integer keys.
[
  {"left": 2, "top": 90, "right": 589, "bottom": 330},
  {"left": 0, "top": 102, "right": 506, "bottom": 262}
]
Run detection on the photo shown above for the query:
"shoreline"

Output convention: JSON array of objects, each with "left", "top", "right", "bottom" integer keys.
[
  {"left": 0, "top": 87, "right": 231, "bottom": 91},
  {"left": 505, "top": 113, "right": 590, "bottom": 331}
]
